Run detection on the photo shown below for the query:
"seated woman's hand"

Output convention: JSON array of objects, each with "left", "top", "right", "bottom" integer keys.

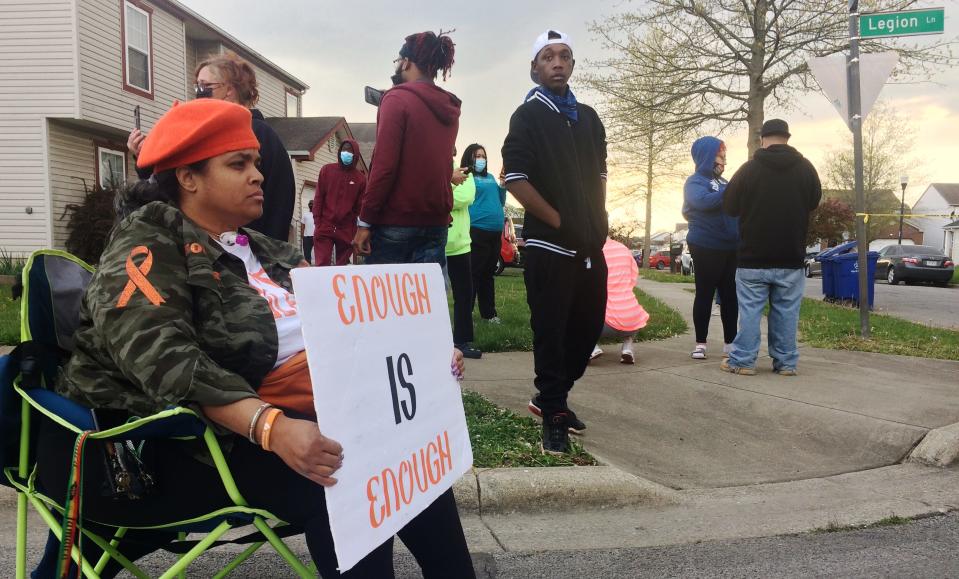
[
  {"left": 451, "top": 348, "right": 465, "bottom": 381},
  {"left": 270, "top": 415, "right": 343, "bottom": 487}
]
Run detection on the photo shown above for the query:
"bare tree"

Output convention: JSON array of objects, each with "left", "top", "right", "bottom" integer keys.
[
  {"left": 584, "top": 29, "right": 691, "bottom": 268},
  {"left": 824, "top": 101, "right": 923, "bottom": 240},
  {"left": 592, "top": 0, "right": 957, "bottom": 156}
]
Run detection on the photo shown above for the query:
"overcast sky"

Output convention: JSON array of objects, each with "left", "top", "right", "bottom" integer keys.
[{"left": 179, "top": 0, "right": 959, "bottom": 233}]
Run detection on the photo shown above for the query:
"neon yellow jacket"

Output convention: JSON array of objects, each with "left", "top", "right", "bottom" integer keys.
[{"left": 445, "top": 167, "right": 476, "bottom": 257}]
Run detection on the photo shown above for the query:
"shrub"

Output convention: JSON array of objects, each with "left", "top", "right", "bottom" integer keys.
[
  {"left": 61, "top": 181, "right": 118, "bottom": 265},
  {"left": 0, "top": 247, "right": 24, "bottom": 277}
]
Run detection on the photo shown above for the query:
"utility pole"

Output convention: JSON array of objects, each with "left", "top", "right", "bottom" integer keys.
[{"left": 848, "top": 0, "right": 870, "bottom": 338}]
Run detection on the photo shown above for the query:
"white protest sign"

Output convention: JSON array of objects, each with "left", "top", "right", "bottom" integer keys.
[{"left": 290, "top": 264, "right": 473, "bottom": 572}]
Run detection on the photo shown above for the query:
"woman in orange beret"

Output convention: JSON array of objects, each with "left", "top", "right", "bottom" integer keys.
[{"left": 37, "top": 98, "right": 473, "bottom": 579}]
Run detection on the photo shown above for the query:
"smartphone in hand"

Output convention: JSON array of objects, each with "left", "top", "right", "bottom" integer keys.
[
  {"left": 133, "top": 105, "right": 141, "bottom": 130},
  {"left": 364, "top": 86, "right": 384, "bottom": 107}
]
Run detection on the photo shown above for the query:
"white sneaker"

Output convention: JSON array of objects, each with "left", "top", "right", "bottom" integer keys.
[
  {"left": 691, "top": 344, "right": 707, "bottom": 360},
  {"left": 620, "top": 349, "right": 635, "bottom": 365},
  {"left": 590, "top": 346, "right": 603, "bottom": 360}
]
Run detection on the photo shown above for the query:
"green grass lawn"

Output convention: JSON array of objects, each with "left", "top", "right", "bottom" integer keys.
[
  {"left": 0, "top": 291, "right": 19, "bottom": 345},
  {"left": 799, "top": 298, "right": 959, "bottom": 361},
  {"left": 463, "top": 390, "right": 596, "bottom": 467},
  {"left": 639, "top": 269, "right": 695, "bottom": 283},
  {"left": 953, "top": 269, "right": 959, "bottom": 285},
  {"left": 458, "top": 270, "right": 688, "bottom": 353}
]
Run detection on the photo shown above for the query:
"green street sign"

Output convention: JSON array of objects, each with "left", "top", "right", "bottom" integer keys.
[{"left": 861, "top": 8, "right": 945, "bottom": 38}]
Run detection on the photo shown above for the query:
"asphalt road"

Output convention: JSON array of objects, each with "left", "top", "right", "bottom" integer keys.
[
  {"left": 9, "top": 511, "right": 953, "bottom": 578},
  {"left": 471, "top": 512, "right": 959, "bottom": 579},
  {"left": 804, "top": 276, "right": 959, "bottom": 329}
]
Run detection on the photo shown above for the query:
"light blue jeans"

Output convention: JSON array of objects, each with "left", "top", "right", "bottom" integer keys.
[{"left": 728, "top": 267, "right": 805, "bottom": 370}]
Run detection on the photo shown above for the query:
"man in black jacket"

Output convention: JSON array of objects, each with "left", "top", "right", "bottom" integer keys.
[
  {"left": 502, "top": 30, "right": 609, "bottom": 454},
  {"left": 722, "top": 119, "right": 822, "bottom": 376}
]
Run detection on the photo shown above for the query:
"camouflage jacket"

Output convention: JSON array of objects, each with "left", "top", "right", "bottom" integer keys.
[{"left": 59, "top": 201, "right": 304, "bottom": 422}]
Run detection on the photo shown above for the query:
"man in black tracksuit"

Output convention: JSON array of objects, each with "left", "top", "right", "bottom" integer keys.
[{"left": 502, "top": 30, "right": 608, "bottom": 454}]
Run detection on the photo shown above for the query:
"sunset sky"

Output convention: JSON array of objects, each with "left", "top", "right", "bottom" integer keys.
[{"left": 180, "top": 0, "right": 959, "bottom": 234}]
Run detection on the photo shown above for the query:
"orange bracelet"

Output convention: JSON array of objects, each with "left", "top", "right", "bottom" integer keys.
[{"left": 260, "top": 408, "right": 283, "bottom": 452}]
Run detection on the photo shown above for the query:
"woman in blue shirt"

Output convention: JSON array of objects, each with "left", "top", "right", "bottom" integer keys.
[{"left": 462, "top": 144, "right": 507, "bottom": 323}]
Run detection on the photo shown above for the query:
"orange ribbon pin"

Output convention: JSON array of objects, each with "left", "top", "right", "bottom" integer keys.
[{"left": 116, "top": 246, "right": 166, "bottom": 308}]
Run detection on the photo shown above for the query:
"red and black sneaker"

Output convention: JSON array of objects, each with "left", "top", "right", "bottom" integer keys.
[{"left": 528, "top": 396, "right": 586, "bottom": 435}]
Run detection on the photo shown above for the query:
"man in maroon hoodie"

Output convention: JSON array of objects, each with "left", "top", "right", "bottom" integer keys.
[
  {"left": 353, "top": 31, "right": 461, "bottom": 267},
  {"left": 312, "top": 139, "right": 366, "bottom": 266}
]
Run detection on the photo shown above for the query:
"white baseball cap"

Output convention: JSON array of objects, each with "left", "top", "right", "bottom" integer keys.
[{"left": 530, "top": 29, "right": 573, "bottom": 83}]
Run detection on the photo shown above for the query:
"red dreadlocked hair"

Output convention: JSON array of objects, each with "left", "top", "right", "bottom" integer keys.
[{"left": 402, "top": 30, "right": 456, "bottom": 81}]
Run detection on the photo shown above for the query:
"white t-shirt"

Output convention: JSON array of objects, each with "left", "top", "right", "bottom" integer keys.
[
  {"left": 216, "top": 238, "right": 304, "bottom": 367},
  {"left": 302, "top": 211, "right": 315, "bottom": 237}
]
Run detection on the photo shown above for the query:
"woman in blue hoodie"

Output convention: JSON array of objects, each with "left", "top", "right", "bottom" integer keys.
[{"left": 683, "top": 136, "right": 739, "bottom": 360}]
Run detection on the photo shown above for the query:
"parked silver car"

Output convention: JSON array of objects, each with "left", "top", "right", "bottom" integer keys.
[{"left": 804, "top": 251, "right": 822, "bottom": 278}]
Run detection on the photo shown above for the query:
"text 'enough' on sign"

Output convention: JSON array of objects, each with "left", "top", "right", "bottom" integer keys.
[
  {"left": 332, "top": 272, "right": 432, "bottom": 325},
  {"left": 860, "top": 8, "right": 945, "bottom": 38}
]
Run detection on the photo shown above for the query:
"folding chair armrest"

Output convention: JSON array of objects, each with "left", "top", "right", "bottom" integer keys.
[
  {"left": 15, "top": 386, "right": 206, "bottom": 439},
  {"left": 16, "top": 383, "right": 248, "bottom": 506},
  {"left": 17, "top": 386, "right": 94, "bottom": 432},
  {"left": 88, "top": 407, "right": 207, "bottom": 440}
]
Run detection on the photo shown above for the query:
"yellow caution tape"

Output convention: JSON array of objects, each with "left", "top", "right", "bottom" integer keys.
[{"left": 854, "top": 212, "right": 958, "bottom": 224}]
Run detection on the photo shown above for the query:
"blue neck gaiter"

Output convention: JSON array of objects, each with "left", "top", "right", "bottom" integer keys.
[{"left": 524, "top": 85, "right": 579, "bottom": 124}]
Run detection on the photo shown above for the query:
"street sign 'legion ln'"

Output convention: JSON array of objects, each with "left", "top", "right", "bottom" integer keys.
[{"left": 860, "top": 8, "right": 945, "bottom": 38}]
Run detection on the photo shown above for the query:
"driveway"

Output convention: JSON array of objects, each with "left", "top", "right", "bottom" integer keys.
[{"left": 803, "top": 276, "right": 959, "bottom": 330}]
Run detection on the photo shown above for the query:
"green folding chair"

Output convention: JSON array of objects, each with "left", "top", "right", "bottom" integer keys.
[{"left": 1, "top": 249, "right": 315, "bottom": 578}]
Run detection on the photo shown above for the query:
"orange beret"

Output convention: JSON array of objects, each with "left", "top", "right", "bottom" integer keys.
[{"left": 137, "top": 99, "right": 260, "bottom": 173}]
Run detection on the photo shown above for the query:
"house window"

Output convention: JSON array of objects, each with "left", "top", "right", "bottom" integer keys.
[
  {"left": 286, "top": 90, "right": 300, "bottom": 117},
  {"left": 97, "top": 146, "right": 127, "bottom": 189},
  {"left": 122, "top": 0, "right": 153, "bottom": 97}
]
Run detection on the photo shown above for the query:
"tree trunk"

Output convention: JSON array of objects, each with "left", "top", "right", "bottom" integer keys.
[
  {"left": 745, "top": 90, "right": 765, "bottom": 157},
  {"left": 746, "top": 0, "right": 768, "bottom": 158},
  {"left": 643, "top": 133, "right": 654, "bottom": 269}
]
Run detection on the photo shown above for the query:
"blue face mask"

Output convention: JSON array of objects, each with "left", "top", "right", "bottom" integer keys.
[
  {"left": 340, "top": 151, "right": 354, "bottom": 165},
  {"left": 474, "top": 158, "right": 487, "bottom": 173}
]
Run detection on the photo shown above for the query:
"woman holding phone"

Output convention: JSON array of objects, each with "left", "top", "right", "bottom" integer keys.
[
  {"left": 127, "top": 51, "right": 295, "bottom": 242},
  {"left": 461, "top": 144, "right": 507, "bottom": 324}
]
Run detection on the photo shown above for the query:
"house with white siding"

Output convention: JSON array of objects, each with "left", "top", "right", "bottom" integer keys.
[
  {"left": 944, "top": 220, "right": 959, "bottom": 260},
  {"left": 0, "top": 0, "right": 308, "bottom": 256},
  {"left": 910, "top": 183, "right": 959, "bottom": 254}
]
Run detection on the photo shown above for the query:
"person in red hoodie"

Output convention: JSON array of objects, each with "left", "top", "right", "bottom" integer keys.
[
  {"left": 352, "top": 31, "right": 461, "bottom": 267},
  {"left": 312, "top": 139, "right": 366, "bottom": 266}
]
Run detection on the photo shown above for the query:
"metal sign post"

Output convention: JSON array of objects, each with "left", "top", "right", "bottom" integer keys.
[{"left": 848, "top": 0, "right": 870, "bottom": 338}]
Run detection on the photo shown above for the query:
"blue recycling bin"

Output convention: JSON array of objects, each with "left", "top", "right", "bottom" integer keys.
[
  {"left": 815, "top": 241, "right": 858, "bottom": 299},
  {"left": 832, "top": 251, "right": 879, "bottom": 307}
]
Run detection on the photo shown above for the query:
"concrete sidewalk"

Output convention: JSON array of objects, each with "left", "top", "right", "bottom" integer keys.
[{"left": 464, "top": 278, "right": 959, "bottom": 489}]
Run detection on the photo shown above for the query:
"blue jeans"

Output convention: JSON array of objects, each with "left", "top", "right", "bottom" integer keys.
[
  {"left": 365, "top": 225, "right": 449, "bottom": 267},
  {"left": 729, "top": 267, "right": 805, "bottom": 370}
]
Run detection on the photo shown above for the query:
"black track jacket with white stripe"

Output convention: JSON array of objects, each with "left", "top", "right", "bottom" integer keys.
[{"left": 501, "top": 92, "right": 608, "bottom": 258}]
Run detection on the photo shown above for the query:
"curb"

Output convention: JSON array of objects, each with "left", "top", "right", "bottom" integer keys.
[
  {"left": 909, "top": 422, "right": 959, "bottom": 467},
  {"left": 453, "top": 466, "right": 678, "bottom": 514},
  {"left": 1, "top": 466, "right": 678, "bottom": 512}
]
